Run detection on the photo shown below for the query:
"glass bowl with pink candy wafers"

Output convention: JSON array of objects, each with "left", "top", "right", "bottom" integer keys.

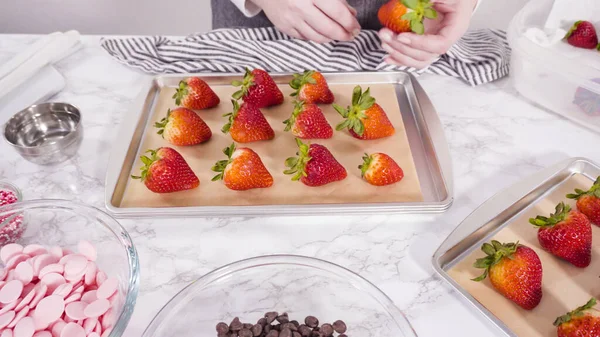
[{"left": 0, "top": 200, "right": 139, "bottom": 337}]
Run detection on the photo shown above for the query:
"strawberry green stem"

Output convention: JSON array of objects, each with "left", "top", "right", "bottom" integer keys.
[
  {"left": 232, "top": 68, "right": 255, "bottom": 100},
  {"left": 567, "top": 176, "right": 600, "bottom": 200},
  {"left": 471, "top": 240, "right": 519, "bottom": 282},
  {"left": 400, "top": 0, "right": 437, "bottom": 35},
  {"left": 283, "top": 100, "right": 305, "bottom": 132},
  {"left": 172, "top": 80, "right": 189, "bottom": 106},
  {"left": 289, "top": 70, "right": 317, "bottom": 98},
  {"left": 359, "top": 153, "right": 373, "bottom": 177},
  {"left": 131, "top": 149, "right": 160, "bottom": 182},
  {"left": 554, "top": 298, "right": 597, "bottom": 326},
  {"left": 334, "top": 86, "right": 375, "bottom": 137},
  {"left": 211, "top": 143, "right": 236, "bottom": 181},
  {"left": 222, "top": 100, "right": 241, "bottom": 134},
  {"left": 529, "top": 202, "right": 571, "bottom": 228},
  {"left": 283, "top": 138, "right": 312, "bottom": 181}
]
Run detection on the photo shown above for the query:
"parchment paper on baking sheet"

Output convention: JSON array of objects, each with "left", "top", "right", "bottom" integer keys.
[
  {"left": 118, "top": 83, "right": 423, "bottom": 208},
  {"left": 448, "top": 173, "right": 600, "bottom": 337}
]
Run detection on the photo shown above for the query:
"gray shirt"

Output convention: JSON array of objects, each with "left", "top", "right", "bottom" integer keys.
[{"left": 211, "top": 0, "right": 387, "bottom": 31}]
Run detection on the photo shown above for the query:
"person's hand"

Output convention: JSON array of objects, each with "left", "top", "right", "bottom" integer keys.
[
  {"left": 251, "top": 0, "right": 361, "bottom": 43},
  {"left": 378, "top": 0, "right": 478, "bottom": 69}
]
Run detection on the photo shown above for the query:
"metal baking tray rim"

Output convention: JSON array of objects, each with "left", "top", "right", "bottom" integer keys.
[
  {"left": 431, "top": 157, "right": 600, "bottom": 337},
  {"left": 104, "top": 71, "right": 454, "bottom": 218}
]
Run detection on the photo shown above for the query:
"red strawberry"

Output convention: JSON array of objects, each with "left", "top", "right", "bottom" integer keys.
[
  {"left": 173, "top": 77, "right": 220, "bottom": 110},
  {"left": 565, "top": 21, "right": 599, "bottom": 49},
  {"left": 222, "top": 100, "right": 275, "bottom": 143},
  {"left": 211, "top": 143, "right": 273, "bottom": 191},
  {"left": 567, "top": 176, "right": 600, "bottom": 226},
  {"left": 359, "top": 153, "right": 404, "bottom": 186},
  {"left": 378, "top": 0, "right": 438, "bottom": 35},
  {"left": 284, "top": 138, "right": 347, "bottom": 187},
  {"left": 131, "top": 147, "right": 199, "bottom": 193},
  {"left": 283, "top": 100, "right": 333, "bottom": 139},
  {"left": 154, "top": 108, "right": 212, "bottom": 146},
  {"left": 529, "top": 202, "right": 592, "bottom": 268},
  {"left": 289, "top": 70, "right": 334, "bottom": 104},
  {"left": 555, "top": 298, "right": 600, "bottom": 337},
  {"left": 232, "top": 68, "right": 284, "bottom": 108},
  {"left": 334, "top": 86, "right": 395, "bottom": 140},
  {"left": 472, "top": 241, "right": 543, "bottom": 310}
]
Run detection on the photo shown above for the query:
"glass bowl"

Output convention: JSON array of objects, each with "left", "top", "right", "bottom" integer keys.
[
  {"left": 142, "top": 255, "right": 417, "bottom": 337},
  {"left": 0, "top": 199, "right": 140, "bottom": 337},
  {"left": 0, "top": 181, "right": 23, "bottom": 203}
]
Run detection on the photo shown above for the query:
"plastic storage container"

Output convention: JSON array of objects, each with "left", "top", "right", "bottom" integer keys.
[{"left": 508, "top": 0, "right": 600, "bottom": 134}]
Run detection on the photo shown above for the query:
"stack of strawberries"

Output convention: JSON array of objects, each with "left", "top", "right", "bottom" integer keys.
[
  {"left": 132, "top": 68, "right": 407, "bottom": 193},
  {"left": 471, "top": 177, "right": 600, "bottom": 336}
]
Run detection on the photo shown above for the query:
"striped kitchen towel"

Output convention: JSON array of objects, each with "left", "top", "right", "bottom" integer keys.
[{"left": 101, "top": 28, "right": 510, "bottom": 86}]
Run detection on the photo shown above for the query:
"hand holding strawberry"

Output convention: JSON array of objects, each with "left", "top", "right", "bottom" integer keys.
[
  {"left": 567, "top": 176, "right": 600, "bottom": 226},
  {"left": 132, "top": 147, "right": 199, "bottom": 193},
  {"left": 472, "top": 240, "right": 543, "bottom": 310},
  {"left": 529, "top": 202, "right": 592, "bottom": 268}
]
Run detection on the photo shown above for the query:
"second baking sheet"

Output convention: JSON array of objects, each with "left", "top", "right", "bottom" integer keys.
[
  {"left": 119, "top": 82, "right": 423, "bottom": 208},
  {"left": 448, "top": 173, "right": 600, "bottom": 337}
]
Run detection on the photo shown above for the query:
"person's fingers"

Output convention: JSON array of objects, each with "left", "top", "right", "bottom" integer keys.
[
  {"left": 380, "top": 37, "right": 438, "bottom": 62},
  {"left": 382, "top": 48, "right": 432, "bottom": 69},
  {"left": 287, "top": 28, "right": 305, "bottom": 40},
  {"left": 298, "top": 21, "right": 333, "bottom": 43},
  {"left": 303, "top": 4, "right": 353, "bottom": 41},
  {"left": 315, "top": 0, "right": 361, "bottom": 37}
]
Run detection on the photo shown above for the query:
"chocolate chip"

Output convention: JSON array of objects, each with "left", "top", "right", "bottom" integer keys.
[
  {"left": 239, "top": 329, "right": 253, "bottom": 337},
  {"left": 230, "top": 318, "right": 243, "bottom": 331},
  {"left": 251, "top": 324, "right": 263, "bottom": 337},
  {"left": 290, "top": 320, "right": 299, "bottom": 328},
  {"left": 298, "top": 325, "right": 311, "bottom": 337},
  {"left": 320, "top": 324, "right": 334, "bottom": 337},
  {"left": 272, "top": 324, "right": 281, "bottom": 331},
  {"left": 265, "top": 312, "right": 278, "bottom": 324},
  {"left": 257, "top": 318, "right": 267, "bottom": 327},
  {"left": 266, "top": 331, "right": 279, "bottom": 337},
  {"left": 230, "top": 332, "right": 239, "bottom": 337},
  {"left": 292, "top": 333, "right": 301, "bottom": 337},
  {"left": 264, "top": 325, "right": 272, "bottom": 333},
  {"left": 310, "top": 332, "right": 321, "bottom": 337},
  {"left": 217, "top": 322, "right": 230, "bottom": 334},
  {"left": 280, "top": 328, "right": 292, "bottom": 337},
  {"left": 282, "top": 323, "right": 297, "bottom": 331},
  {"left": 332, "top": 321, "right": 346, "bottom": 334},
  {"left": 304, "top": 316, "right": 319, "bottom": 328},
  {"left": 218, "top": 334, "right": 230, "bottom": 337},
  {"left": 277, "top": 314, "right": 289, "bottom": 324}
]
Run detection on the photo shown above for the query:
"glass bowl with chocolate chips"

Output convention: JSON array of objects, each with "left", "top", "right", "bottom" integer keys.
[{"left": 141, "top": 255, "right": 417, "bottom": 337}]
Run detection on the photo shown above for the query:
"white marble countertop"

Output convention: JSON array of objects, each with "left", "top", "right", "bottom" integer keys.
[{"left": 1, "top": 35, "right": 600, "bottom": 337}]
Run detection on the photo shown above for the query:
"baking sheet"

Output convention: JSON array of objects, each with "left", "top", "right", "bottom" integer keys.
[
  {"left": 447, "top": 173, "right": 600, "bottom": 337},
  {"left": 119, "top": 83, "right": 423, "bottom": 208}
]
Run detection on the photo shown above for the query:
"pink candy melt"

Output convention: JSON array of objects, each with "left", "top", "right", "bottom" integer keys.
[
  {"left": 0, "top": 242, "right": 118, "bottom": 337},
  {"left": 59, "top": 322, "right": 85, "bottom": 337},
  {"left": 14, "top": 316, "right": 34, "bottom": 337},
  {"left": 76, "top": 242, "right": 96, "bottom": 263},
  {"left": 0, "top": 280, "right": 24, "bottom": 304},
  {"left": 95, "top": 279, "right": 117, "bottom": 300}
]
